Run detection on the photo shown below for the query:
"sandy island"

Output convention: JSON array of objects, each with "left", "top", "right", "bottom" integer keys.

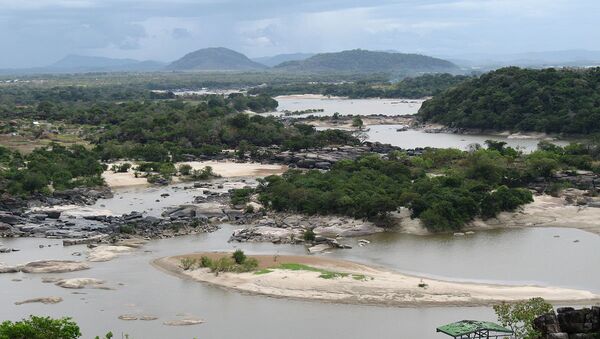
[
  {"left": 102, "top": 161, "right": 287, "bottom": 188},
  {"left": 153, "top": 253, "right": 600, "bottom": 307}
]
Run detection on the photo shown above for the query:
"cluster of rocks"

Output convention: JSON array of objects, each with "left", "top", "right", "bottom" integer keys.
[
  {"left": 554, "top": 171, "right": 600, "bottom": 192},
  {"left": 268, "top": 143, "right": 423, "bottom": 170},
  {"left": 0, "top": 187, "right": 113, "bottom": 211},
  {"left": 529, "top": 171, "right": 600, "bottom": 196},
  {"left": 229, "top": 214, "right": 384, "bottom": 251},
  {"left": 534, "top": 307, "right": 600, "bottom": 339}
]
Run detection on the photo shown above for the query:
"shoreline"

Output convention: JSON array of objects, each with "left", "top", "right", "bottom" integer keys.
[
  {"left": 102, "top": 160, "right": 287, "bottom": 188},
  {"left": 153, "top": 253, "right": 600, "bottom": 308}
]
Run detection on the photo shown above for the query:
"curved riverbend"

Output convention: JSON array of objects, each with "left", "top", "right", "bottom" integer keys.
[{"left": 154, "top": 253, "right": 600, "bottom": 308}]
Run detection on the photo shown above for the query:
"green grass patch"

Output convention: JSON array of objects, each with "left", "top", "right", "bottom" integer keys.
[{"left": 276, "top": 263, "right": 370, "bottom": 280}]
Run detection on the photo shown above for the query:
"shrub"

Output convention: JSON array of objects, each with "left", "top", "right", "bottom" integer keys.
[
  {"left": 119, "top": 224, "right": 134, "bottom": 234},
  {"left": 110, "top": 163, "right": 131, "bottom": 173},
  {"left": 180, "top": 258, "right": 197, "bottom": 270},
  {"left": 232, "top": 249, "right": 247, "bottom": 265},
  {"left": 178, "top": 164, "right": 192, "bottom": 176},
  {"left": 0, "top": 316, "right": 81, "bottom": 339},
  {"left": 231, "top": 188, "right": 254, "bottom": 205},
  {"left": 244, "top": 204, "right": 255, "bottom": 213},
  {"left": 199, "top": 256, "right": 213, "bottom": 268},
  {"left": 303, "top": 229, "right": 316, "bottom": 242}
]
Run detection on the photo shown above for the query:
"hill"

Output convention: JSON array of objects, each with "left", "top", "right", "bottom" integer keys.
[
  {"left": 252, "top": 53, "right": 314, "bottom": 67},
  {"left": 418, "top": 67, "right": 600, "bottom": 134},
  {"left": 167, "top": 47, "right": 267, "bottom": 71},
  {"left": 273, "top": 49, "right": 460, "bottom": 74}
]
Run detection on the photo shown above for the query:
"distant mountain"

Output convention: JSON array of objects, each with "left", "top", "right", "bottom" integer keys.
[
  {"left": 444, "top": 49, "right": 600, "bottom": 70},
  {"left": 48, "top": 55, "right": 165, "bottom": 72},
  {"left": 167, "top": 47, "right": 267, "bottom": 71},
  {"left": 252, "top": 53, "right": 315, "bottom": 67},
  {"left": 273, "top": 49, "right": 461, "bottom": 74}
]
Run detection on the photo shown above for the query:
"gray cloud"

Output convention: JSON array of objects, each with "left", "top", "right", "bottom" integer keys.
[{"left": 0, "top": 0, "right": 598, "bottom": 67}]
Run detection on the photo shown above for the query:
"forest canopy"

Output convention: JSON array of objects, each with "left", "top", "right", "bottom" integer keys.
[{"left": 418, "top": 67, "right": 600, "bottom": 134}]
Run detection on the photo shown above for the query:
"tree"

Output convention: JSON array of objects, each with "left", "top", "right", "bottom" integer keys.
[
  {"left": 351, "top": 116, "right": 364, "bottom": 130},
  {"left": 493, "top": 297, "right": 553, "bottom": 339},
  {"left": 0, "top": 316, "right": 81, "bottom": 339}
]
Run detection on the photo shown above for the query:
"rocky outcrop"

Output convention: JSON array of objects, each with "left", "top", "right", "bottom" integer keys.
[
  {"left": 267, "top": 143, "right": 423, "bottom": 170},
  {"left": 229, "top": 213, "right": 382, "bottom": 248},
  {"left": 534, "top": 307, "right": 600, "bottom": 339},
  {"left": 21, "top": 260, "right": 90, "bottom": 273}
]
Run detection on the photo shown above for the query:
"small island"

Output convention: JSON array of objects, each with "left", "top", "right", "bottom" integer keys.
[{"left": 153, "top": 251, "right": 600, "bottom": 307}]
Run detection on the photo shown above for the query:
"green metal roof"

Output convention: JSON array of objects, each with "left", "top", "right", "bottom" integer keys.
[{"left": 436, "top": 320, "right": 513, "bottom": 337}]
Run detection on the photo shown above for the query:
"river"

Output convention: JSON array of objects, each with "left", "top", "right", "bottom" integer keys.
[
  {"left": 1, "top": 186, "right": 599, "bottom": 338},
  {"left": 0, "top": 96, "right": 593, "bottom": 339},
  {"left": 276, "top": 95, "right": 568, "bottom": 152}
]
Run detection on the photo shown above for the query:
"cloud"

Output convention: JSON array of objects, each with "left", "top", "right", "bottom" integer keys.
[{"left": 0, "top": 0, "right": 598, "bottom": 67}]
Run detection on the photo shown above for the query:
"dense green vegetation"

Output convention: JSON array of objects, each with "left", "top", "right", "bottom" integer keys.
[
  {"left": 0, "top": 144, "right": 104, "bottom": 196},
  {"left": 257, "top": 140, "right": 600, "bottom": 232},
  {"left": 419, "top": 67, "right": 600, "bottom": 134},
  {"left": 249, "top": 74, "right": 471, "bottom": 99}
]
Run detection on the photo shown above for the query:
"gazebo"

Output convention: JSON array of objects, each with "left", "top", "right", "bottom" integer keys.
[{"left": 436, "top": 320, "right": 514, "bottom": 339}]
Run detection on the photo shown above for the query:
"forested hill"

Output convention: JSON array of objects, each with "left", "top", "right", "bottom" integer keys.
[
  {"left": 273, "top": 49, "right": 460, "bottom": 75},
  {"left": 418, "top": 67, "right": 600, "bottom": 134},
  {"left": 166, "top": 47, "right": 267, "bottom": 71}
]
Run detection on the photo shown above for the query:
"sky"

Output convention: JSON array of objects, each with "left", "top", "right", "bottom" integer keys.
[{"left": 0, "top": 0, "right": 599, "bottom": 68}]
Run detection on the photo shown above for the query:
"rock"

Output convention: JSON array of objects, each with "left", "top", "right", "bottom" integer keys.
[
  {"left": 118, "top": 315, "right": 138, "bottom": 321},
  {"left": 21, "top": 260, "right": 90, "bottom": 273},
  {"left": 308, "top": 244, "right": 332, "bottom": 253},
  {"left": 15, "top": 296, "right": 63, "bottom": 305},
  {"left": 0, "top": 264, "right": 22, "bottom": 273},
  {"left": 453, "top": 232, "right": 465, "bottom": 237},
  {"left": 45, "top": 211, "right": 62, "bottom": 219},
  {"left": 163, "top": 319, "right": 204, "bottom": 326},
  {"left": 534, "top": 307, "right": 600, "bottom": 338},
  {"left": 63, "top": 235, "right": 108, "bottom": 246},
  {"left": 139, "top": 316, "right": 159, "bottom": 321},
  {"left": 55, "top": 278, "right": 106, "bottom": 289},
  {"left": 88, "top": 245, "right": 135, "bottom": 262},
  {"left": 0, "top": 212, "right": 24, "bottom": 225}
]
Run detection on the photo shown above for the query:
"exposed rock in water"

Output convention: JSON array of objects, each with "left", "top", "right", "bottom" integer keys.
[
  {"left": 230, "top": 213, "right": 382, "bottom": 246},
  {"left": 534, "top": 306, "right": 600, "bottom": 338},
  {"left": 21, "top": 260, "right": 90, "bottom": 273},
  {"left": 15, "top": 296, "right": 63, "bottom": 305},
  {"left": 87, "top": 245, "right": 135, "bottom": 262},
  {"left": 118, "top": 315, "right": 138, "bottom": 321},
  {"left": 55, "top": 278, "right": 106, "bottom": 289},
  {"left": 163, "top": 318, "right": 204, "bottom": 326}
]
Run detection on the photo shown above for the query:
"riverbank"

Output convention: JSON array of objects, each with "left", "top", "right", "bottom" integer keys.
[
  {"left": 103, "top": 161, "right": 288, "bottom": 188},
  {"left": 153, "top": 253, "right": 600, "bottom": 307}
]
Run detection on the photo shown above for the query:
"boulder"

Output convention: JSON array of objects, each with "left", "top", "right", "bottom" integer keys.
[{"left": 21, "top": 260, "right": 90, "bottom": 273}]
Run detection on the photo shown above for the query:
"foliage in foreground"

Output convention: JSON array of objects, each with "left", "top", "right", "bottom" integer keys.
[
  {"left": 493, "top": 297, "right": 553, "bottom": 339},
  {"left": 0, "top": 316, "right": 81, "bottom": 339}
]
